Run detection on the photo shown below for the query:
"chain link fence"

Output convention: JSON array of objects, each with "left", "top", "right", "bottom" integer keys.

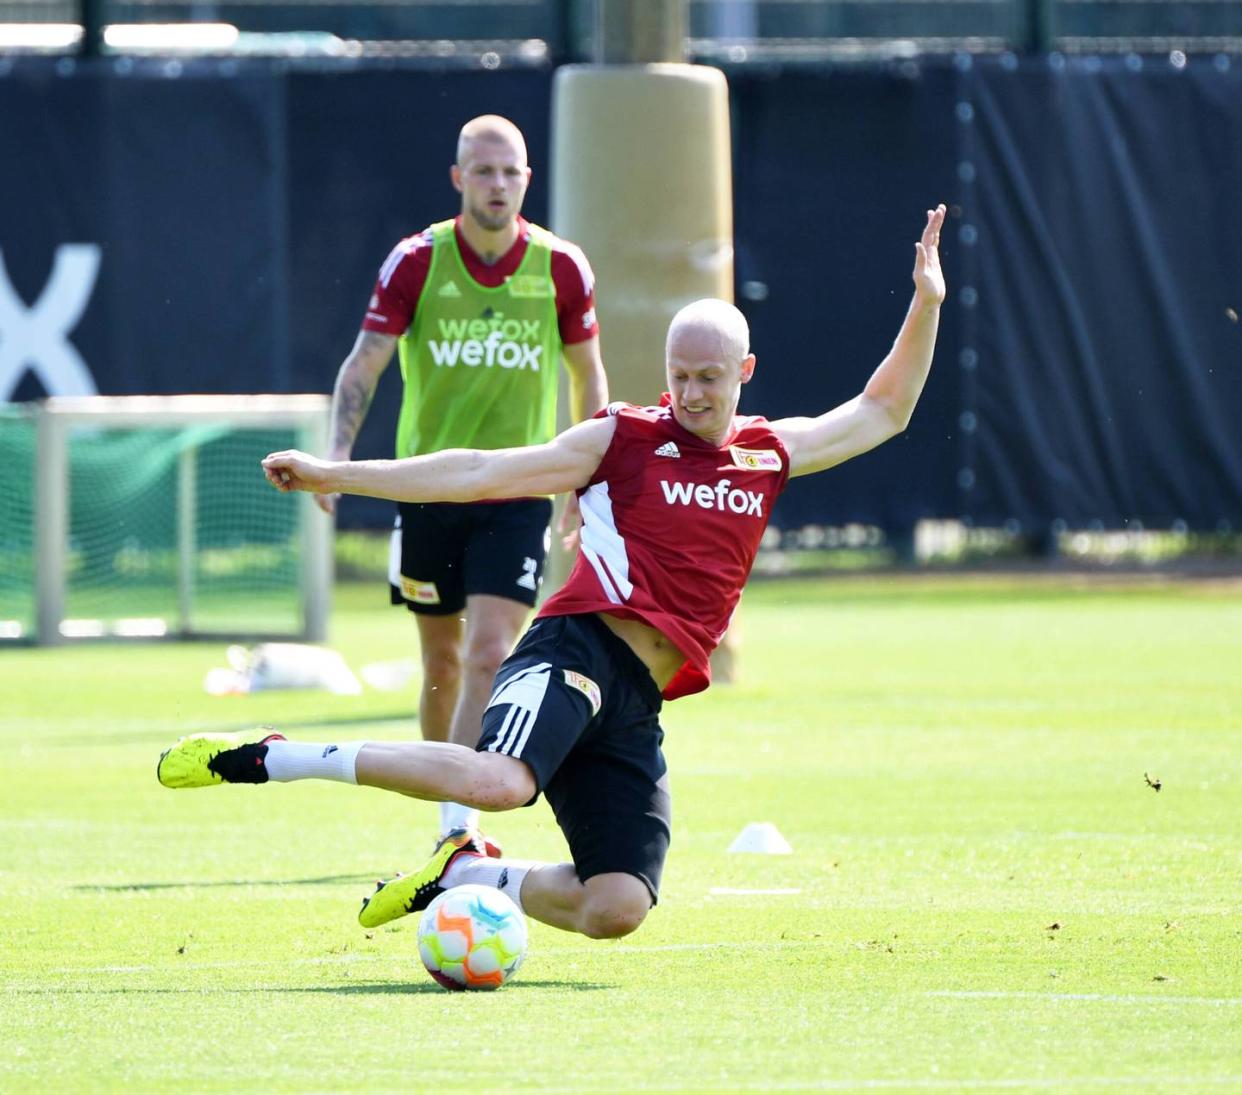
[{"left": 2, "top": 0, "right": 1241, "bottom": 58}]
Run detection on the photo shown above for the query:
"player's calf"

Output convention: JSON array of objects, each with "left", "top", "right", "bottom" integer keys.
[
  {"left": 157, "top": 732, "right": 535, "bottom": 810},
  {"left": 354, "top": 742, "right": 534, "bottom": 809}
]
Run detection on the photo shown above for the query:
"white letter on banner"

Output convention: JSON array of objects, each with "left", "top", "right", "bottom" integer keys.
[{"left": 0, "top": 245, "right": 102, "bottom": 400}]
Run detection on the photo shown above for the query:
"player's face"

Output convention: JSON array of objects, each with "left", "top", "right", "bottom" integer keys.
[
  {"left": 453, "top": 137, "right": 531, "bottom": 232},
  {"left": 666, "top": 326, "right": 755, "bottom": 445}
]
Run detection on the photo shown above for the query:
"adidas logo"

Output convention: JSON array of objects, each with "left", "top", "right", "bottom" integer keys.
[
  {"left": 654, "top": 441, "right": 680, "bottom": 458},
  {"left": 516, "top": 556, "right": 538, "bottom": 591},
  {"left": 438, "top": 280, "right": 462, "bottom": 298}
]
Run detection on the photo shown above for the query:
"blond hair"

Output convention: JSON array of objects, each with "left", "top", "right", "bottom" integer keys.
[{"left": 456, "top": 115, "right": 528, "bottom": 166}]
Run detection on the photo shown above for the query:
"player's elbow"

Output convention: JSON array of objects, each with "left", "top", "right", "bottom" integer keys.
[
  {"left": 341, "top": 351, "right": 386, "bottom": 387},
  {"left": 442, "top": 451, "right": 504, "bottom": 503},
  {"left": 856, "top": 394, "right": 912, "bottom": 442},
  {"left": 884, "top": 404, "right": 914, "bottom": 435}
]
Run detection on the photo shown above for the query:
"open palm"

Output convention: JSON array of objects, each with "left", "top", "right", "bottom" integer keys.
[{"left": 914, "top": 204, "right": 947, "bottom": 304}]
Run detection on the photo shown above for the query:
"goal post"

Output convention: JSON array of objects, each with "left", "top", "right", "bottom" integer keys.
[{"left": 1, "top": 395, "right": 331, "bottom": 645}]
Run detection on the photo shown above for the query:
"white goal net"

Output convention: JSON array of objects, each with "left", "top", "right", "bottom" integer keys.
[{"left": 0, "top": 395, "right": 331, "bottom": 644}]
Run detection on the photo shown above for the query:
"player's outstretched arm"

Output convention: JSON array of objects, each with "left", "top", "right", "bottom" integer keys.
[
  {"left": 263, "top": 415, "right": 616, "bottom": 504},
  {"left": 773, "top": 204, "right": 947, "bottom": 478}
]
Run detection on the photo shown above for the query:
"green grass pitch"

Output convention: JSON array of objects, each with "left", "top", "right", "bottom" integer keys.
[{"left": 2, "top": 576, "right": 1240, "bottom": 1092}]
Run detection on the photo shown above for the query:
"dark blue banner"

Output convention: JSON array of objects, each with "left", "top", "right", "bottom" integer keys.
[
  {"left": 959, "top": 55, "right": 1242, "bottom": 530},
  {"left": 282, "top": 68, "right": 555, "bottom": 529},
  {"left": 0, "top": 65, "right": 287, "bottom": 400},
  {"left": 3, "top": 57, "right": 1239, "bottom": 531},
  {"left": 729, "top": 63, "right": 963, "bottom": 534}
]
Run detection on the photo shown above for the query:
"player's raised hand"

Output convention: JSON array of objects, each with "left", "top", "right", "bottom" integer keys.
[
  {"left": 262, "top": 450, "right": 336, "bottom": 495},
  {"left": 913, "top": 204, "right": 947, "bottom": 305}
]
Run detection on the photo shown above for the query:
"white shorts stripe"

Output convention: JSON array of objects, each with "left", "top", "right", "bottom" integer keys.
[
  {"left": 491, "top": 703, "right": 522, "bottom": 756},
  {"left": 488, "top": 661, "right": 552, "bottom": 707},
  {"left": 484, "top": 662, "right": 552, "bottom": 759},
  {"left": 510, "top": 708, "right": 537, "bottom": 759},
  {"left": 493, "top": 702, "right": 533, "bottom": 759},
  {"left": 507, "top": 709, "right": 536, "bottom": 759}
]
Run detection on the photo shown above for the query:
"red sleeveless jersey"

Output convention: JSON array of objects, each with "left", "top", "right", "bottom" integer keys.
[{"left": 539, "top": 399, "right": 791, "bottom": 700}]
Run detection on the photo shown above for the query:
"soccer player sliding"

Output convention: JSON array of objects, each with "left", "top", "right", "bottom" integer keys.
[{"left": 157, "top": 205, "right": 946, "bottom": 942}]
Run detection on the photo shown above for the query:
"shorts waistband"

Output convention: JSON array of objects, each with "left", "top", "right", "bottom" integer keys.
[{"left": 580, "top": 613, "right": 664, "bottom": 711}]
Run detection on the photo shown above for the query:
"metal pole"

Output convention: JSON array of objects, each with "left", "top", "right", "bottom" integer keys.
[
  {"left": 177, "top": 446, "right": 197, "bottom": 637},
  {"left": 596, "top": 0, "right": 685, "bottom": 64},
  {"left": 299, "top": 416, "right": 332, "bottom": 642},
  {"left": 35, "top": 408, "right": 68, "bottom": 645},
  {"left": 554, "top": 0, "right": 581, "bottom": 64},
  {"left": 80, "top": 0, "right": 105, "bottom": 58},
  {"left": 1021, "top": 0, "right": 1054, "bottom": 54}
]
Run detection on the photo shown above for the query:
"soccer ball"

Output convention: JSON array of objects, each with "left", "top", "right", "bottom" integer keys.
[{"left": 417, "top": 884, "right": 528, "bottom": 991}]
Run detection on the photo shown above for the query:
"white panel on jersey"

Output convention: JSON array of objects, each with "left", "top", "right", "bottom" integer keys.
[
  {"left": 377, "top": 241, "right": 411, "bottom": 289},
  {"left": 562, "top": 240, "right": 596, "bottom": 295},
  {"left": 485, "top": 662, "right": 552, "bottom": 759},
  {"left": 377, "top": 230, "right": 431, "bottom": 288},
  {"left": 387, "top": 522, "right": 402, "bottom": 588},
  {"left": 578, "top": 481, "right": 633, "bottom": 604}
]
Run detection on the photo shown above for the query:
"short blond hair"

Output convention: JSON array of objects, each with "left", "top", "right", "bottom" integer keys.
[{"left": 456, "top": 115, "right": 528, "bottom": 166}]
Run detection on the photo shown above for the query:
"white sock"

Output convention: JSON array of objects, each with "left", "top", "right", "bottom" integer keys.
[
  {"left": 439, "top": 801, "right": 480, "bottom": 835},
  {"left": 263, "top": 740, "right": 362, "bottom": 784},
  {"left": 441, "top": 856, "right": 536, "bottom": 913}
]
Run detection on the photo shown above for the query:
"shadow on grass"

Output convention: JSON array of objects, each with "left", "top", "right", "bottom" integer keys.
[
  {"left": 293, "top": 980, "right": 610, "bottom": 995},
  {"left": 194, "top": 711, "right": 423, "bottom": 735},
  {"left": 12, "top": 980, "right": 609, "bottom": 996},
  {"left": 63, "top": 711, "right": 423, "bottom": 748},
  {"left": 74, "top": 875, "right": 375, "bottom": 892}
]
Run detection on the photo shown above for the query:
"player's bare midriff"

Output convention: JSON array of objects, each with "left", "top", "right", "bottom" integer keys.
[{"left": 594, "top": 611, "right": 687, "bottom": 691}]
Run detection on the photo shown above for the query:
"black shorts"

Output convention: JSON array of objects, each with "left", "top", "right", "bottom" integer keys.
[
  {"left": 388, "top": 498, "right": 553, "bottom": 616},
  {"left": 477, "top": 613, "right": 672, "bottom": 903}
]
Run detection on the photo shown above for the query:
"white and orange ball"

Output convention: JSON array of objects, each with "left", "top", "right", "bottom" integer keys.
[{"left": 416, "top": 884, "right": 528, "bottom": 991}]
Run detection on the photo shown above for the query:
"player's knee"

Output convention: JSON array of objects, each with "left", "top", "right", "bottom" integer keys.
[
  {"left": 579, "top": 877, "right": 652, "bottom": 939},
  {"left": 420, "top": 645, "right": 462, "bottom": 687},
  {"left": 580, "top": 901, "right": 649, "bottom": 940},
  {"left": 464, "top": 635, "right": 513, "bottom": 680}
]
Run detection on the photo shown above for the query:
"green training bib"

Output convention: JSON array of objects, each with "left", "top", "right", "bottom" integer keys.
[{"left": 395, "top": 220, "right": 562, "bottom": 459}]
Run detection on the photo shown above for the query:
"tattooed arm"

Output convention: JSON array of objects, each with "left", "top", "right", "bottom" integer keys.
[{"left": 316, "top": 330, "right": 398, "bottom": 515}]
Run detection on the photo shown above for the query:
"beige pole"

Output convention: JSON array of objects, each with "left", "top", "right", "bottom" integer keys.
[
  {"left": 549, "top": 57, "right": 742, "bottom": 680},
  {"left": 552, "top": 63, "right": 733, "bottom": 404}
]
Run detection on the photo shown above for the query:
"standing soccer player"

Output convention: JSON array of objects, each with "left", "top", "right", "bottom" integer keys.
[
  {"left": 160, "top": 206, "right": 947, "bottom": 942},
  {"left": 318, "top": 115, "right": 608, "bottom": 855}
]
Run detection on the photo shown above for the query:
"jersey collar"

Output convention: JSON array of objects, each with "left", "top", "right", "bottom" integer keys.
[
  {"left": 453, "top": 215, "right": 531, "bottom": 280},
  {"left": 657, "top": 391, "right": 744, "bottom": 449}
]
